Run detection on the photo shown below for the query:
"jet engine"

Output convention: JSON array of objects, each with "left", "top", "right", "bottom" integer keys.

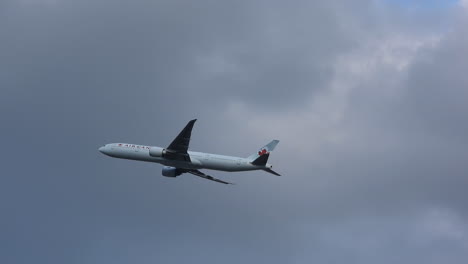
[
  {"left": 162, "top": 166, "right": 182, "bottom": 177},
  {"left": 149, "top": 147, "right": 166, "bottom": 157}
]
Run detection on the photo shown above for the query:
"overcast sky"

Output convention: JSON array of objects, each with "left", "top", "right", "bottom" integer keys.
[{"left": 1, "top": 0, "right": 468, "bottom": 263}]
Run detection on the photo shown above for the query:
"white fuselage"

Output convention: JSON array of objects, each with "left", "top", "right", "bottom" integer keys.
[{"left": 99, "top": 143, "right": 271, "bottom": 172}]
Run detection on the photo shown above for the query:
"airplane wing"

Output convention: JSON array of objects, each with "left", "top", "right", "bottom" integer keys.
[
  {"left": 165, "top": 119, "right": 197, "bottom": 161},
  {"left": 187, "top": 170, "right": 234, "bottom": 185}
]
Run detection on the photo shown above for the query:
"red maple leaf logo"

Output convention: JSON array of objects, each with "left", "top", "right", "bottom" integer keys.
[{"left": 258, "top": 149, "right": 268, "bottom": 156}]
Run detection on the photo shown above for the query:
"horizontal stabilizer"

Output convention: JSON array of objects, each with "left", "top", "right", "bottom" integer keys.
[{"left": 263, "top": 168, "right": 281, "bottom": 176}]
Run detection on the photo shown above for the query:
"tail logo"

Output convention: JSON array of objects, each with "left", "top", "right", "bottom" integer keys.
[{"left": 258, "top": 148, "right": 269, "bottom": 156}]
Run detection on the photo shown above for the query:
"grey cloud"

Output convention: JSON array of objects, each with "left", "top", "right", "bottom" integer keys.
[{"left": 1, "top": 0, "right": 468, "bottom": 263}]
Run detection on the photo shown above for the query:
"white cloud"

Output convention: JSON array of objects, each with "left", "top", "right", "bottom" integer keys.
[
  {"left": 223, "top": 32, "right": 442, "bottom": 164},
  {"left": 460, "top": 0, "right": 468, "bottom": 9},
  {"left": 421, "top": 208, "right": 466, "bottom": 241}
]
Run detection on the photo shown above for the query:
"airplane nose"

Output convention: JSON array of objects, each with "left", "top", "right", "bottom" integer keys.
[{"left": 98, "top": 146, "right": 105, "bottom": 153}]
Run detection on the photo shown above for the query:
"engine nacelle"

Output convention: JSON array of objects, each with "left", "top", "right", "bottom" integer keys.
[
  {"left": 149, "top": 147, "right": 166, "bottom": 157},
  {"left": 162, "top": 166, "right": 182, "bottom": 177}
]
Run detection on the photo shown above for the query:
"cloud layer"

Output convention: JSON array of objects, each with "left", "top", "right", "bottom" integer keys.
[{"left": 1, "top": 0, "right": 467, "bottom": 263}]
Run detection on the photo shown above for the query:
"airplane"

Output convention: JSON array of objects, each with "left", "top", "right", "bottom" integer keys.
[{"left": 98, "top": 119, "right": 280, "bottom": 184}]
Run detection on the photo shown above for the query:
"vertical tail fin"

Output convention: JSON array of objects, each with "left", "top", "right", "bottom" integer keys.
[{"left": 247, "top": 140, "right": 279, "bottom": 165}]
